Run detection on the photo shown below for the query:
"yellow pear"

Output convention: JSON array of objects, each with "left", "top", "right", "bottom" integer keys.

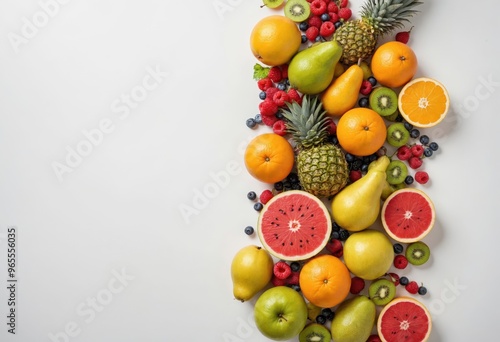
[
  {"left": 231, "top": 245, "right": 273, "bottom": 302},
  {"left": 321, "top": 63, "right": 364, "bottom": 116},
  {"left": 331, "top": 156, "right": 390, "bottom": 232}
]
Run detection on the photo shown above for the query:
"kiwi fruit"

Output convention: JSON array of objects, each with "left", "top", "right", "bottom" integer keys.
[
  {"left": 386, "top": 122, "right": 410, "bottom": 147},
  {"left": 261, "top": 0, "right": 284, "bottom": 9},
  {"left": 369, "top": 86, "right": 398, "bottom": 117},
  {"left": 284, "top": 0, "right": 311, "bottom": 22},
  {"left": 299, "top": 323, "right": 332, "bottom": 342},
  {"left": 406, "top": 241, "right": 431, "bottom": 266},
  {"left": 386, "top": 160, "right": 408, "bottom": 185},
  {"left": 368, "top": 278, "right": 396, "bottom": 306}
]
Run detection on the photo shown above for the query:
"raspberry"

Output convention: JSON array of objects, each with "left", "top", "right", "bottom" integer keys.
[
  {"left": 287, "top": 271, "right": 300, "bottom": 285},
  {"left": 260, "top": 189, "right": 274, "bottom": 204},
  {"left": 310, "top": 0, "right": 327, "bottom": 16},
  {"left": 367, "top": 335, "right": 382, "bottom": 342},
  {"left": 338, "top": 7, "right": 352, "bottom": 20},
  {"left": 272, "top": 119, "right": 287, "bottom": 136},
  {"left": 259, "top": 99, "right": 278, "bottom": 117},
  {"left": 273, "top": 261, "right": 292, "bottom": 280},
  {"left": 410, "top": 144, "right": 424, "bottom": 157},
  {"left": 394, "top": 255, "right": 409, "bottom": 269},
  {"left": 329, "top": 12, "right": 340, "bottom": 23},
  {"left": 339, "top": 0, "right": 348, "bottom": 8},
  {"left": 257, "top": 78, "right": 273, "bottom": 91},
  {"left": 261, "top": 114, "right": 278, "bottom": 127},
  {"left": 349, "top": 170, "right": 362, "bottom": 182},
  {"left": 280, "top": 64, "right": 288, "bottom": 79},
  {"left": 268, "top": 66, "right": 282, "bottom": 83},
  {"left": 327, "top": 1, "right": 338, "bottom": 13},
  {"left": 272, "top": 90, "right": 290, "bottom": 107},
  {"left": 325, "top": 118, "right": 337, "bottom": 135},
  {"left": 408, "top": 156, "right": 423, "bottom": 169},
  {"left": 415, "top": 171, "right": 429, "bottom": 184},
  {"left": 387, "top": 272, "right": 400, "bottom": 286},
  {"left": 325, "top": 238, "right": 343, "bottom": 257},
  {"left": 308, "top": 15, "right": 323, "bottom": 29},
  {"left": 405, "top": 281, "right": 419, "bottom": 294},
  {"left": 305, "top": 26, "right": 320, "bottom": 42},
  {"left": 265, "top": 86, "right": 279, "bottom": 99},
  {"left": 287, "top": 88, "right": 302, "bottom": 104},
  {"left": 319, "top": 21, "right": 335, "bottom": 37},
  {"left": 350, "top": 276, "right": 365, "bottom": 294},
  {"left": 396, "top": 145, "right": 412, "bottom": 160},
  {"left": 271, "top": 274, "right": 288, "bottom": 287},
  {"left": 359, "top": 80, "right": 372, "bottom": 95}
]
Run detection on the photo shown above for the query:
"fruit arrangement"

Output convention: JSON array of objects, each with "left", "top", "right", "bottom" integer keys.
[{"left": 233, "top": 0, "right": 446, "bottom": 341}]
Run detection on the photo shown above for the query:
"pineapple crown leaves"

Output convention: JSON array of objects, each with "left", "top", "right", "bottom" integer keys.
[
  {"left": 361, "top": 0, "right": 423, "bottom": 35},
  {"left": 281, "top": 95, "right": 331, "bottom": 149}
]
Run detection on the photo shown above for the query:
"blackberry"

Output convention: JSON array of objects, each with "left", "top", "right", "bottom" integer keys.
[{"left": 350, "top": 158, "right": 363, "bottom": 171}]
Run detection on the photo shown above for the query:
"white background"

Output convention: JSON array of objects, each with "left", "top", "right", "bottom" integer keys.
[{"left": 0, "top": 0, "right": 499, "bottom": 341}]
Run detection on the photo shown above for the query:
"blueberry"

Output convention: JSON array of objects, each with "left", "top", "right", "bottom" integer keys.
[
  {"left": 419, "top": 135, "right": 430, "bottom": 145},
  {"left": 290, "top": 262, "right": 301, "bottom": 272},
  {"left": 418, "top": 286, "right": 428, "bottom": 295},
  {"left": 405, "top": 175, "right": 414, "bottom": 185},
  {"left": 345, "top": 153, "right": 356, "bottom": 163},
  {"left": 361, "top": 163, "right": 369, "bottom": 172},
  {"left": 299, "top": 21, "right": 309, "bottom": 31},
  {"left": 247, "top": 191, "right": 257, "bottom": 201},
  {"left": 315, "top": 35, "right": 323, "bottom": 42},
  {"left": 328, "top": 135, "right": 339, "bottom": 145},
  {"left": 275, "top": 111, "right": 284, "bottom": 119},
  {"left": 277, "top": 83, "right": 287, "bottom": 91},
  {"left": 246, "top": 118, "right": 257, "bottom": 128},
  {"left": 339, "top": 229, "right": 350, "bottom": 241},
  {"left": 399, "top": 276, "right": 409, "bottom": 286},
  {"left": 334, "top": 21, "right": 343, "bottom": 29},
  {"left": 332, "top": 222, "right": 342, "bottom": 232},
  {"left": 358, "top": 96, "right": 369, "bottom": 107},
  {"left": 254, "top": 113, "right": 262, "bottom": 124},
  {"left": 301, "top": 34, "right": 307, "bottom": 44},
  {"left": 289, "top": 284, "right": 301, "bottom": 292},
  {"left": 429, "top": 142, "right": 439, "bottom": 151},
  {"left": 244, "top": 226, "right": 254, "bottom": 235},
  {"left": 330, "top": 231, "right": 340, "bottom": 240},
  {"left": 321, "top": 13, "right": 330, "bottom": 21},
  {"left": 321, "top": 308, "right": 335, "bottom": 321},
  {"left": 404, "top": 122, "right": 413, "bottom": 131},
  {"left": 367, "top": 76, "right": 377, "bottom": 86},
  {"left": 393, "top": 243, "right": 404, "bottom": 254},
  {"left": 410, "top": 128, "right": 420, "bottom": 138},
  {"left": 424, "top": 148, "right": 433, "bottom": 157},
  {"left": 291, "top": 183, "right": 302, "bottom": 190},
  {"left": 316, "top": 314, "right": 327, "bottom": 325},
  {"left": 287, "top": 172, "right": 299, "bottom": 183},
  {"left": 274, "top": 181, "right": 284, "bottom": 191},
  {"left": 253, "top": 202, "right": 263, "bottom": 211}
]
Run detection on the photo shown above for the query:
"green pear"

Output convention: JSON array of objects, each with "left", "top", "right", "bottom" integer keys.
[
  {"left": 330, "top": 295, "right": 376, "bottom": 342},
  {"left": 331, "top": 156, "right": 390, "bottom": 232},
  {"left": 288, "top": 40, "right": 343, "bottom": 95}
]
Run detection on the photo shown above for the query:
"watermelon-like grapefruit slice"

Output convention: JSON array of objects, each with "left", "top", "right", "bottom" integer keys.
[
  {"left": 381, "top": 188, "right": 435, "bottom": 243},
  {"left": 257, "top": 190, "right": 332, "bottom": 261},
  {"left": 377, "top": 296, "right": 432, "bottom": 342}
]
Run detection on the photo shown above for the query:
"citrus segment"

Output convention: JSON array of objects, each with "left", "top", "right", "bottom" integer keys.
[
  {"left": 381, "top": 188, "right": 435, "bottom": 243},
  {"left": 299, "top": 254, "right": 351, "bottom": 308},
  {"left": 377, "top": 297, "right": 432, "bottom": 342},
  {"left": 257, "top": 190, "right": 332, "bottom": 261},
  {"left": 399, "top": 77, "right": 450, "bottom": 128}
]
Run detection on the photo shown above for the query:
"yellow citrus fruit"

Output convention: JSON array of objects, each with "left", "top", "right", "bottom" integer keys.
[
  {"left": 244, "top": 133, "right": 295, "bottom": 184},
  {"left": 250, "top": 15, "right": 302, "bottom": 66},
  {"left": 299, "top": 254, "right": 351, "bottom": 308},
  {"left": 343, "top": 229, "right": 394, "bottom": 280},
  {"left": 371, "top": 41, "right": 418, "bottom": 88},
  {"left": 336, "top": 107, "right": 387, "bottom": 156},
  {"left": 398, "top": 77, "right": 450, "bottom": 128}
]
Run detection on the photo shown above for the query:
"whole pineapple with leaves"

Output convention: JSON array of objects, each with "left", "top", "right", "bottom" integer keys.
[
  {"left": 282, "top": 95, "right": 348, "bottom": 198},
  {"left": 334, "top": 0, "right": 423, "bottom": 65}
]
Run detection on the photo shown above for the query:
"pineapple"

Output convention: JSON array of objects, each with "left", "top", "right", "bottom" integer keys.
[
  {"left": 282, "top": 95, "right": 348, "bottom": 198},
  {"left": 334, "top": 0, "right": 423, "bottom": 65}
]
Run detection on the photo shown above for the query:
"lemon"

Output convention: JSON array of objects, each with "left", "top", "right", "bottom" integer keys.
[{"left": 343, "top": 229, "right": 394, "bottom": 280}]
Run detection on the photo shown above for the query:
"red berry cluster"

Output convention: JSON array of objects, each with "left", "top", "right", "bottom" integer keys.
[
  {"left": 271, "top": 261, "right": 301, "bottom": 289},
  {"left": 387, "top": 272, "right": 427, "bottom": 295},
  {"left": 301, "top": 0, "right": 351, "bottom": 42},
  {"left": 396, "top": 144, "right": 430, "bottom": 184}
]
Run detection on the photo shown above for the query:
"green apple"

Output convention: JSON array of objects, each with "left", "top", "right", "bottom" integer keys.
[{"left": 254, "top": 286, "right": 307, "bottom": 341}]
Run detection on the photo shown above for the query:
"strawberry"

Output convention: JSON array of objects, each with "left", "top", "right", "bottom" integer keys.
[
  {"left": 350, "top": 276, "right": 365, "bottom": 294},
  {"left": 338, "top": 7, "right": 352, "bottom": 21},
  {"left": 259, "top": 189, "right": 274, "bottom": 204},
  {"left": 273, "top": 261, "right": 292, "bottom": 280},
  {"left": 395, "top": 27, "right": 413, "bottom": 44},
  {"left": 259, "top": 98, "right": 278, "bottom": 117},
  {"left": 268, "top": 66, "right": 282, "bottom": 83},
  {"left": 272, "top": 120, "right": 287, "bottom": 136}
]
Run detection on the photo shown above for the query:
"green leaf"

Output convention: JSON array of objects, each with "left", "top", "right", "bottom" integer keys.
[{"left": 253, "top": 63, "right": 270, "bottom": 80}]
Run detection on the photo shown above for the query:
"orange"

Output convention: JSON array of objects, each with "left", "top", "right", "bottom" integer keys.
[
  {"left": 244, "top": 133, "right": 295, "bottom": 184},
  {"left": 250, "top": 15, "right": 302, "bottom": 66},
  {"left": 370, "top": 41, "right": 418, "bottom": 88},
  {"left": 336, "top": 108, "right": 387, "bottom": 156},
  {"left": 299, "top": 254, "right": 351, "bottom": 308},
  {"left": 398, "top": 77, "right": 450, "bottom": 128}
]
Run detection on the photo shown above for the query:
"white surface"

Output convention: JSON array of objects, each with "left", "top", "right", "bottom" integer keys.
[{"left": 0, "top": 0, "right": 499, "bottom": 341}]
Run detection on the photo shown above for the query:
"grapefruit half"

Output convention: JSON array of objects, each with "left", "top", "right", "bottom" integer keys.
[
  {"left": 257, "top": 190, "right": 332, "bottom": 261},
  {"left": 377, "top": 296, "right": 432, "bottom": 342},
  {"left": 381, "top": 188, "right": 435, "bottom": 243}
]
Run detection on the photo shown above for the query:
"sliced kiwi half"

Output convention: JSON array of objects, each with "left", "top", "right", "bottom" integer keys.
[
  {"left": 261, "top": 0, "right": 284, "bottom": 9},
  {"left": 369, "top": 86, "right": 398, "bottom": 117},
  {"left": 386, "top": 122, "right": 410, "bottom": 147},
  {"left": 284, "top": 0, "right": 311, "bottom": 22},
  {"left": 299, "top": 323, "right": 332, "bottom": 342},
  {"left": 369, "top": 278, "right": 396, "bottom": 306},
  {"left": 386, "top": 160, "right": 408, "bottom": 185},
  {"left": 406, "top": 241, "right": 431, "bottom": 266}
]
